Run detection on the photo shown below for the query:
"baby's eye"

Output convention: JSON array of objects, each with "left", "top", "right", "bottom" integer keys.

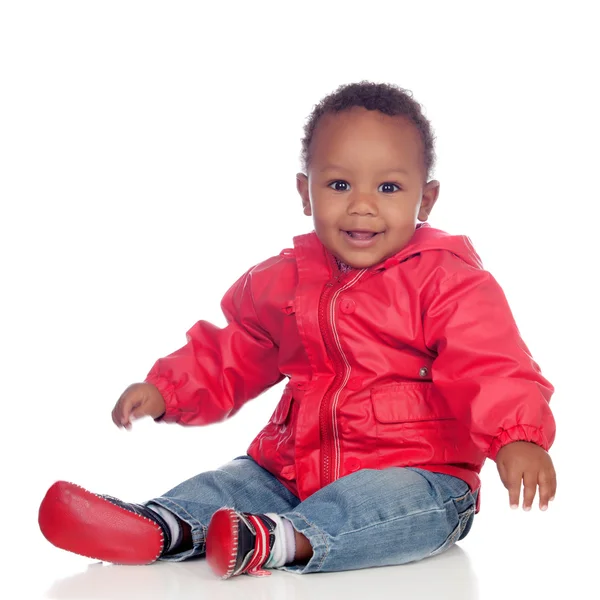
[
  {"left": 329, "top": 180, "right": 350, "bottom": 192},
  {"left": 378, "top": 182, "right": 400, "bottom": 193}
]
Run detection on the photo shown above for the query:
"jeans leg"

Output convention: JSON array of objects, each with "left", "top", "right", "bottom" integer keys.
[
  {"left": 281, "top": 468, "right": 476, "bottom": 574},
  {"left": 148, "top": 456, "right": 299, "bottom": 561}
]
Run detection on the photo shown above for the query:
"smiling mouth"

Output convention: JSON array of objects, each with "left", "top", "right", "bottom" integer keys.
[{"left": 343, "top": 230, "right": 381, "bottom": 240}]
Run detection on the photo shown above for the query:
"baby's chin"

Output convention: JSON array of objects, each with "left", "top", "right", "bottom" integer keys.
[{"left": 332, "top": 251, "right": 386, "bottom": 270}]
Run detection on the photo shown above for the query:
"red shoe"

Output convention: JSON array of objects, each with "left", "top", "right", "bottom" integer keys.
[
  {"left": 39, "top": 481, "right": 169, "bottom": 564},
  {"left": 206, "top": 508, "right": 277, "bottom": 579}
]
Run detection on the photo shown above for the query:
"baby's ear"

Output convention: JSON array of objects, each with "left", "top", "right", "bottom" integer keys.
[
  {"left": 296, "top": 173, "right": 311, "bottom": 216},
  {"left": 418, "top": 180, "right": 440, "bottom": 221}
]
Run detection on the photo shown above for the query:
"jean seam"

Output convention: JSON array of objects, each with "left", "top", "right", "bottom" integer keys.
[
  {"left": 430, "top": 523, "right": 461, "bottom": 556},
  {"left": 453, "top": 490, "right": 472, "bottom": 503},
  {"left": 337, "top": 506, "right": 447, "bottom": 538},
  {"left": 285, "top": 511, "right": 330, "bottom": 572},
  {"left": 406, "top": 468, "right": 471, "bottom": 503}
]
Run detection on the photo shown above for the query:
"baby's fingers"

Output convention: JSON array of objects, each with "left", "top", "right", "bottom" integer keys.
[
  {"left": 112, "top": 400, "right": 127, "bottom": 428},
  {"left": 506, "top": 471, "right": 523, "bottom": 509},
  {"left": 120, "top": 398, "right": 141, "bottom": 429},
  {"left": 112, "top": 389, "right": 136, "bottom": 429},
  {"left": 538, "top": 469, "right": 557, "bottom": 511},
  {"left": 522, "top": 471, "right": 537, "bottom": 511}
]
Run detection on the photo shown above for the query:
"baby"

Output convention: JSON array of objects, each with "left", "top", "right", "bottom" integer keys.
[{"left": 39, "top": 81, "right": 557, "bottom": 579}]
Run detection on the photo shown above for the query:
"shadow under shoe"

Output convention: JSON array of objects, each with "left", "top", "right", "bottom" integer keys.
[{"left": 39, "top": 481, "right": 168, "bottom": 565}]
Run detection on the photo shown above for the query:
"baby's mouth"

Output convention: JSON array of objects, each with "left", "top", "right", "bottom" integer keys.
[{"left": 344, "top": 230, "right": 379, "bottom": 240}]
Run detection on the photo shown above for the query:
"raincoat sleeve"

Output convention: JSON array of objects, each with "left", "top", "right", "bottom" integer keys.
[
  {"left": 144, "top": 269, "right": 284, "bottom": 425},
  {"left": 423, "top": 267, "right": 556, "bottom": 460}
]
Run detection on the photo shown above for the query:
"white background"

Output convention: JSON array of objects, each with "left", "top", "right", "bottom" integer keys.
[{"left": 1, "top": 1, "right": 598, "bottom": 598}]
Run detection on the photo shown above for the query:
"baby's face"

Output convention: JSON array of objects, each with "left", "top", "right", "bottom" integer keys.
[{"left": 297, "top": 107, "right": 439, "bottom": 269}]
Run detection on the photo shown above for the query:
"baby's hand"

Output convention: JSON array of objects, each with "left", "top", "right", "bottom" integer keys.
[
  {"left": 111, "top": 383, "right": 166, "bottom": 430},
  {"left": 495, "top": 441, "right": 557, "bottom": 511}
]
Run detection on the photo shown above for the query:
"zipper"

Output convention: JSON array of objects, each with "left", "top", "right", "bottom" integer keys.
[{"left": 318, "top": 267, "right": 367, "bottom": 486}]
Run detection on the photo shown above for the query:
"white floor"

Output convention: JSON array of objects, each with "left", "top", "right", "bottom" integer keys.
[{"left": 13, "top": 531, "right": 592, "bottom": 600}]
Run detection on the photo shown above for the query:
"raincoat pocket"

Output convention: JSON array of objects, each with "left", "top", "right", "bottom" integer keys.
[
  {"left": 371, "top": 382, "right": 454, "bottom": 423},
  {"left": 370, "top": 382, "right": 457, "bottom": 468}
]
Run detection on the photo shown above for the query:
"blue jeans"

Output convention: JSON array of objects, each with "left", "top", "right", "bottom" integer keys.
[{"left": 150, "top": 456, "right": 476, "bottom": 574}]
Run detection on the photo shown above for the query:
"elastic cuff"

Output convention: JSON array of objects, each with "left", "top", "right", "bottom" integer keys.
[
  {"left": 144, "top": 376, "right": 178, "bottom": 422},
  {"left": 488, "top": 425, "right": 550, "bottom": 461}
]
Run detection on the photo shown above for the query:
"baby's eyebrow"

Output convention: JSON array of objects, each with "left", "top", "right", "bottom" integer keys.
[
  {"left": 318, "top": 165, "right": 409, "bottom": 176},
  {"left": 381, "top": 169, "right": 409, "bottom": 176},
  {"left": 318, "top": 164, "right": 349, "bottom": 173}
]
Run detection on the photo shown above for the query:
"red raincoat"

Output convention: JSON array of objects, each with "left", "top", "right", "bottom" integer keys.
[{"left": 146, "top": 225, "right": 555, "bottom": 508}]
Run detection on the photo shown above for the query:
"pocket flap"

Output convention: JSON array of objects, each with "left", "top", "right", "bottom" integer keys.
[{"left": 371, "top": 383, "right": 453, "bottom": 423}]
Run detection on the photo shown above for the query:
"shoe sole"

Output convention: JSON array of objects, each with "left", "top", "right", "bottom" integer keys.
[
  {"left": 39, "top": 481, "right": 163, "bottom": 564},
  {"left": 206, "top": 508, "right": 239, "bottom": 579}
]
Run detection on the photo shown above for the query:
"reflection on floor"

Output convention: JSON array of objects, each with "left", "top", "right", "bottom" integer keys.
[{"left": 43, "top": 545, "right": 477, "bottom": 600}]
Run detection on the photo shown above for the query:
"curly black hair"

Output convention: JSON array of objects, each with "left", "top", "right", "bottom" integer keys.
[{"left": 300, "top": 81, "right": 436, "bottom": 180}]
